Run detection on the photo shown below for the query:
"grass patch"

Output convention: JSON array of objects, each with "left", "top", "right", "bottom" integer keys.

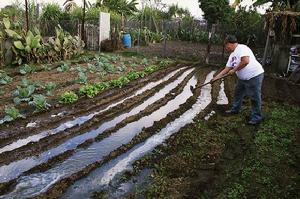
[{"left": 129, "top": 103, "right": 300, "bottom": 199}]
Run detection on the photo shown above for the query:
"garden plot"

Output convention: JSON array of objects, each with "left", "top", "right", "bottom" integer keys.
[
  {"left": 0, "top": 62, "right": 225, "bottom": 198},
  {"left": 0, "top": 53, "right": 165, "bottom": 117}
]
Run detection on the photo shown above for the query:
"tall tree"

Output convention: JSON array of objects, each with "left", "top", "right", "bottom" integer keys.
[{"left": 198, "top": 0, "right": 232, "bottom": 63}]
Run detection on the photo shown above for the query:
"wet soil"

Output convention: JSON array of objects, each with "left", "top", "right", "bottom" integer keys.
[{"left": 0, "top": 62, "right": 299, "bottom": 199}]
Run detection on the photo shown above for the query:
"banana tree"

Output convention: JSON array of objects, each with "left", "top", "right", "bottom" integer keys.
[{"left": 64, "top": 0, "right": 88, "bottom": 42}]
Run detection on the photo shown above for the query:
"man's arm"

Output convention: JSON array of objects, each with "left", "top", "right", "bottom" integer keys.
[
  {"left": 228, "top": 56, "right": 249, "bottom": 75},
  {"left": 212, "top": 67, "right": 231, "bottom": 81}
]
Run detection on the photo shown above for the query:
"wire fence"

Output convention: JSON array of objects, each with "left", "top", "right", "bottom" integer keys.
[{"left": 1, "top": 12, "right": 267, "bottom": 65}]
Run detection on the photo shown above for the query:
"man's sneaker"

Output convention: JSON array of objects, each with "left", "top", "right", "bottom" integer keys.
[
  {"left": 247, "top": 120, "right": 261, "bottom": 125},
  {"left": 224, "top": 110, "right": 239, "bottom": 115}
]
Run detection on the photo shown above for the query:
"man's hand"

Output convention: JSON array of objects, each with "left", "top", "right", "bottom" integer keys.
[{"left": 228, "top": 69, "right": 236, "bottom": 75}]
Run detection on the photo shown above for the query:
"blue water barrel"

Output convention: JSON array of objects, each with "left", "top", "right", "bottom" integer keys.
[{"left": 122, "top": 33, "right": 131, "bottom": 48}]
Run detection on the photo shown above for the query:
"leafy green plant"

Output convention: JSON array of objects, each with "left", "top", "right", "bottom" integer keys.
[
  {"left": 76, "top": 72, "right": 88, "bottom": 84},
  {"left": 159, "top": 60, "right": 173, "bottom": 68},
  {"left": 44, "top": 82, "right": 56, "bottom": 96},
  {"left": 59, "top": 91, "right": 78, "bottom": 104},
  {"left": 2, "top": 106, "right": 24, "bottom": 123},
  {"left": 94, "top": 82, "right": 110, "bottom": 91},
  {"left": 0, "top": 70, "right": 13, "bottom": 85},
  {"left": 75, "top": 65, "right": 87, "bottom": 73},
  {"left": 87, "top": 63, "right": 96, "bottom": 73},
  {"left": 42, "top": 64, "right": 51, "bottom": 71},
  {"left": 103, "top": 63, "right": 116, "bottom": 73},
  {"left": 2, "top": 18, "right": 85, "bottom": 66},
  {"left": 141, "top": 58, "right": 149, "bottom": 66},
  {"left": 57, "top": 63, "right": 70, "bottom": 72},
  {"left": 29, "top": 94, "right": 51, "bottom": 111},
  {"left": 19, "top": 64, "right": 36, "bottom": 75},
  {"left": 79, "top": 85, "right": 98, "bottom": 98},
  {"left": 13, "top": 85, "right": 36, "bottom": 105},
  {"left": 144, "top": 65, "right": 157, "bottom": 73},
  {"left": 127, "top": 71, "right": 145, "bottom": 80},
  {"left": 116, "top": 64, "right": 127, "bottom": 72},
  {"left": 109, "top": 76, "right": 130, "bottom": 88}
]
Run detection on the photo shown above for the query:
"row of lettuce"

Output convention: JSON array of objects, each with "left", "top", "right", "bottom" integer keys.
[{"left": 0, "top": 59, "right": 173, "bottom": 124}]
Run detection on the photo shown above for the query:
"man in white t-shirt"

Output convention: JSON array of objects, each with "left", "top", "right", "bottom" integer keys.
[{"left": 213, "top": 35, "right": 264, "bottom": 125}]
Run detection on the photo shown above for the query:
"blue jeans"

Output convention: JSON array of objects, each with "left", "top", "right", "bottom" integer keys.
[{"left": 230, "top": 73, "right": 264, "bottom": 122}]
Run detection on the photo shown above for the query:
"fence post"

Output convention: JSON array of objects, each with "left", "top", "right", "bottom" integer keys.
[
  {"left": 163, "top": 20, "right": 167, "bottom": 58},
  {"left": 99, "top": 12, "right": 102, "bottom": 53}
]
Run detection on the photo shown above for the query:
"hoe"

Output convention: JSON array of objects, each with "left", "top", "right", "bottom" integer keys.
[{"left": 190, "top": 73, "right": 231, "bottom": 93}]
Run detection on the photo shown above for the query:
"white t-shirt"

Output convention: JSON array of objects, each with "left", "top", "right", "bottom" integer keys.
[{"left": 226, "top": 44, "right": 264, "bottom": 80}]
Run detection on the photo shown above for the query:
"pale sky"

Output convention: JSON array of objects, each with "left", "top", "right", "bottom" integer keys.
[{"left": 0, "top": 0, "right": 270, "bottom": 19}]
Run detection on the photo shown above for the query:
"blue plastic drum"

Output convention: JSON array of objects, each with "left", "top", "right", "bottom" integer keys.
[{"left": 122, "top": 33, "right": 132, "bottom": 48}]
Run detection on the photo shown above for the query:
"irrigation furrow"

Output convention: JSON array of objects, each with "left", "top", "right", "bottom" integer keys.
[
  {"left": 0, "top": 67, "right": 186, "bottom": 155},
  {"left": 0, "top": 68, "right": 193, "bottom": 171},
  {"left": 34, "top": 70, "right": 215, "bottom": 199},
  {"left": 0, "top": 64, "right": 182, "bottom": 145},
  {"left": 0, "top": 68, "right": 194, "bottom": 187},
  {"left": 62, "top": 71, "right": 216, "bottom": 199},
  {"left": 0, "top": 69, "right": 202, "bottom": 198}
]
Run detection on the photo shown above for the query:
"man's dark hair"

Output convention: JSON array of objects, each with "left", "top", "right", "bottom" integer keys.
[{"left": 224, "top": 35, "right": 238, "bottom": 44}]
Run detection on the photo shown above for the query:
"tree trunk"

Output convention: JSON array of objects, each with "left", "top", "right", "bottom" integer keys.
[
  {"left": 205, "top": 23, "right": 216, "bottom": 64},
  {"left": 25, "top": 0, "right": 29, "bottom": 32},
  {"left": 81, "top": 0, "right": 86, "bottom": 42}
]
